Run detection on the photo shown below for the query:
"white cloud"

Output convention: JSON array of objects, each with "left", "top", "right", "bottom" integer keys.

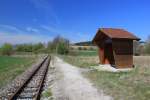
[
  {"left": 40, "top": 25, "right": 90, "bottom": 43},
  {"left": 0, "top": 32, "right": 52, "bottom": 45},
  {"left": 41, "top": 25, "right": 60, "bottom": 34},
  {"left": 0, "top": 24, "right": 24, "bottom": 34},
  {"left": 0, "top": 24, "right": 90, "bottom": 45},
  {"left": 0, "top": 24, "right": 52, "bottom": 45},
  {"left": 26, "top": 27, "right": 39, "bottom": 33}
]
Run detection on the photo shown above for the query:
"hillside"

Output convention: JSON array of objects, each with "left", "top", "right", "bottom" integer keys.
[{"left": 74, "top": 41, "right": 95, "bottom": 46}]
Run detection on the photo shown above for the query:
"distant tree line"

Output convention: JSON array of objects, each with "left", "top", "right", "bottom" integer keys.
[
  {"left": 133, "top": 35, "right": 150, "bottom": 55},
  {"left": 15, "top": 43, "right": 46, "bottom": 53},
  {"left": 0, "top": 36, "right": 70, "bottom": 56},
  {"left": 1, "top": 35, "right": 150, "bottom": 56},
  {"left": 74, "top": 41, "right": 95, "bottom": 46},
  {"left": 0, "top": 43, "right": 13, "bottom": 56},
  {"left": 144, "top": 36, "right": 150, "bottom": 54}
]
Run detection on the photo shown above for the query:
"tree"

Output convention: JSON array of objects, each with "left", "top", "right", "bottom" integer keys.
[
  {"left": 57, "top": 42, "right": 69, "bottom": 54},
  {"left": 15, "top": 44, "right": 23, "bottom": 52},
  {"left": 78, "top": 47, "right": 82, "bottom": 50},
  {"left": 15, "top": 44, "right": 33, "bottom": 52},
  {"left": 145, "top": 43, "right": 150, "bottom": 54},
  {"left": 144, "top": 35, "right": 150, "bottom": 54},
  {"left": 32, "top": 43, "right": 45, "bottom": 53},
  {"left": 55, "top": 36, "right": 69, "bottom": 54},
  {"left": 47, "top": 36, "right": 70, "bottom": 54},
  {"left": 1, "top": 43, "right": 13, "bottom": 55},
  {"left": 47, "top": 41, "right": 55, "bottom": 53},
  {"left": 15, "top": 43, "right": 46, "bottom": 53},
  {"left": 133, "top": 40, "right": 140, "bottom": 55}
]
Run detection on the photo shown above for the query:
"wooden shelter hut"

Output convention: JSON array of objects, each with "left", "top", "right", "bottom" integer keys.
[{"left": 92, "top": 28, "right": 140, "bottom": 68}]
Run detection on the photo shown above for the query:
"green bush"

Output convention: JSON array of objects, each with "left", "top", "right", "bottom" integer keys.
[
  {"left": 78, "top": 47, "right": 82, "bottom": 50},
  {"left": 70, "top": 47, "right": 74, "bottom": 50},
  {"left": 57, "top": 42, "right": 69, "bottom": 54},
  {"left": 1, "top": 43, "right": 13, "bottom": 56},
  {"left": 47, "top": 36, "right": 69, "bottom": 54},
  {"left": 33, "top": 43, "right": 44, "bottom": 52},
  {"left": 83, "top": 47, "right": 87, "bottom": 50},
  {"left": 89, "top": 47, "right": 94, "bottom": 50},
  {"left": 15, "top": 44, "right": 33, "bottom": 52},
  {"left": 145, "top": 43, "right": 150, "bottom": 54},
  {"left": 15, "top": 43, "right": 46, "bottom": 53}
]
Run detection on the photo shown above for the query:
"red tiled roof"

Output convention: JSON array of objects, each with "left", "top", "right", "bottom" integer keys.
[
  {"left": 101, "top": 28, "right": 140, "bottom": 40},
  {"left": 93, "top": 28, "right": 140, "bottom": 42}
]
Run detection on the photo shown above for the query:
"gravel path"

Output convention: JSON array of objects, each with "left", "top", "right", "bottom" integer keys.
[{"left": 50, "top": 57, "right": 112, "bottom": 100}]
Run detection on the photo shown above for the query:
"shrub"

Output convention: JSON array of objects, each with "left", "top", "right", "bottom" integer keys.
[
  {"left": 15, "top": 44, "right": 33, "bottom": 52},
  {"left": 144, "top": 36, "right": 150, "bottom": 55},
  {"left": 70, "top": 47, "right": 74, "bottom": 50},
  {"left": 89, "top": 47, "right": 94, "bottom": 50},
  {"left": 48, "top": 36, "right": 70, "bottom": 54},
  {"left": 33, "top": 43, "right": 44, "bottom": 52},
  {"left": 78, "top": 47, "right": 82, "bottom": 50},
  {"left": 83, "top": 47, "right": 87, "bottom": 50},
  {"left": 15, "top": 43, "right": 46, "bottom": 53},
  {"left": 145, "top": 43, "right": 150, "bottom": 54},
  {"left": 57, "top": 42, "right": 69, "bottom": 54},
  {"left": 1, "top": 43, "right": 13, "bottom": 56}
]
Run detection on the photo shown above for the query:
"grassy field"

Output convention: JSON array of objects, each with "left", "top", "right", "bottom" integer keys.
[
  {"left": 61, "top": 51, "right": 150, "bottom": 100},
  {"left": 0, "top": 56, "right": 36, "bottom": 88},
  {"left": 61, "top": 50, "right": 99, "bottom": 68},
  {"left": 69, "top": 50, "right": 98, "bottom": 56}
]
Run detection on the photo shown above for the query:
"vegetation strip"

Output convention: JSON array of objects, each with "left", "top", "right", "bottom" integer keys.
[
  {"left": 61, "top": 54, "right": 150, "bottom": 100},
  {"left": 0, "top": 55, "right": 50, "bottom": 100},
  {"left": 9, "top": 56, "right": 48, "bottom": 100},
  {"left": 0, "top": 56, "right": 35, "bottom": 88}
]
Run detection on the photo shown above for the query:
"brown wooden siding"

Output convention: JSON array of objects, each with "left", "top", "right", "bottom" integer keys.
[
  {"left": 93, "top": 28, "right": 140, "bottom": 68},
  {"left": 98, "top": 47, "right": 104, "bottom": 64},
  {"left": 112, "top": 39, "right": 133, "bottom": 68},
  {"left": 114, "top": 55, "right": 133, "bottom": 68}
]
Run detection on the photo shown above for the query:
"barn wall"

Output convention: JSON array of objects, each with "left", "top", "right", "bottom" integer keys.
[
  {"left": 96, "top": 33, "right": 110, "bottom": 64},
  {"left": 112, "top": 39, "right": 133, "bottom": 68},
  {"left": 98, "top": 47, "right": 104, "bottom": 64},
  {"left": 113, "top": 55, "right": 133, "bottom": 68}
]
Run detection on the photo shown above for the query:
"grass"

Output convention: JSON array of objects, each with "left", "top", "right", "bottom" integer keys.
[
  {"left": 42, "top": 88, "right": 53, "bottom": 100},
  {"left": 69, "top": 50, "right": 98, "bottom": 56},
  {"left": 85, "top": 67, "right": 150, "bottom": 100},
  {"left": 60, "top": 51, "right": 150, "bottom": 100},
  {"left": 60, "top": 50, "right": 99, "bottom": 68},
  {"left": 75, "top": 50, "right": 97, "bottom": 56},
  {"left": 0, "top": 56, "right": 36, "bottom": 88}
]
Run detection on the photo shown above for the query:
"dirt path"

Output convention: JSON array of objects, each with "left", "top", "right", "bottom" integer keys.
[{"left": 51, "top": 57, "right": 112, "bottom": 100}]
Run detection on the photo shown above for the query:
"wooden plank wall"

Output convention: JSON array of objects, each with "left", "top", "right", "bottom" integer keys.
[
  {"left": 112, "top": 39, "right": 133, "bottom": 68},
  {"left": 98, "top": 47, "right": 104, "bottom": 64}
]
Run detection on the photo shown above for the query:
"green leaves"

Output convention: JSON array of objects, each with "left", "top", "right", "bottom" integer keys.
[{"left": 0, "top": 43, "right": 13, "bottom": 56}]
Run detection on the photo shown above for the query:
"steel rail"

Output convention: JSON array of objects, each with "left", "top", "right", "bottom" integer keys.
[
  {"left": 35, "top": 56, "right": 50, "bottom": 100},
  {"left": 8, "top": 55, "right": 50, "bottom": 100}
]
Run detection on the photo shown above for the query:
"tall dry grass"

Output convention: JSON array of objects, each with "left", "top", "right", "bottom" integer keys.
[
  {"left": 61, "top": 55, "right": 150, "bottom": 100},
  {"left": 134, "top": 56, "right": 150, "bottom": 68}
]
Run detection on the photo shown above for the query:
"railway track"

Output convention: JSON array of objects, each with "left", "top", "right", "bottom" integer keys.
[{"left": 0, "top": 55, "right": 50, "bottom": 100}]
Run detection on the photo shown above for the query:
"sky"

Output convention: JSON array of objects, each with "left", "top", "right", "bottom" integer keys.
[{"left": 0, "top": 0, "right": 150, "bottom": 45}]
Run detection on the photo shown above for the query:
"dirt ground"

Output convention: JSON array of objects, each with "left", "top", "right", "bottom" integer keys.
[{"left": 49, "top": 57, "right": 112, "bottom": 100}]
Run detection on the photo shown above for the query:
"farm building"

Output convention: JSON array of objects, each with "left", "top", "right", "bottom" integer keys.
[{"left": 92, "top": 28, "right": 140, "bottom": 68}]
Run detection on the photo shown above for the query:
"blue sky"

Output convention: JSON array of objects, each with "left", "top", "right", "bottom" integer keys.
[{"left": 0, "top": 0, "right": 150, "bottom": 44}]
